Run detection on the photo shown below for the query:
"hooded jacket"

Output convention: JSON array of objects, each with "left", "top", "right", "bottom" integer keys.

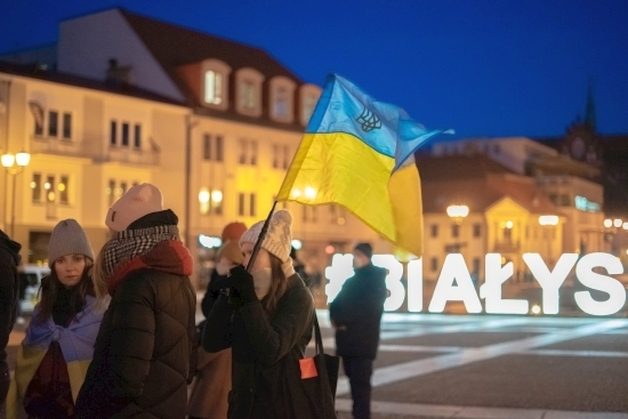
[{"left": 0, "top": 230, "right": 21, "bottom": 403}]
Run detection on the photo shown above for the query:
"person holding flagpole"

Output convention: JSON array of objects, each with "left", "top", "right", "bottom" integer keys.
[{"left": 202, "top": 209, "right": 315, "bottom": 419}]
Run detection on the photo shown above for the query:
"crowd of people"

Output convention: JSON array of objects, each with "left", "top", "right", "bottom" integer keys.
[{"left": 0, "top": 182, "right": 388, "bottom": 419}]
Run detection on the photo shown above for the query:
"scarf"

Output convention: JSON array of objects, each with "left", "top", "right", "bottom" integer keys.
[
  {"left": 26, "top": 296, "right": 105, "bottom": 362},
  {"left": 102, "top": 224, "right": 193, "bottom": 294}
]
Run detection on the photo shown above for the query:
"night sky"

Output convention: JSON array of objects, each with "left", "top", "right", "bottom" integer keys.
[{"left": 1, "top": 0, "right": 627, "bottom": 140}]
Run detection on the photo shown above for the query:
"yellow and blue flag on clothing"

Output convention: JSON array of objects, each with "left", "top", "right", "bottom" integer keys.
[{"left": 276, "top": 74, "right": 452, "bottom": 256}]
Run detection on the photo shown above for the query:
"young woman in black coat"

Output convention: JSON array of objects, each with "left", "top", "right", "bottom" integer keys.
[{"left": 203, "top": 210, "right": 315, "bottom": 419}]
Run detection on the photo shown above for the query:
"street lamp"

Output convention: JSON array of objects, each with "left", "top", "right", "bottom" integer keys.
[{"left": 2, "top": 150, "right": 31, "bottom": 237}]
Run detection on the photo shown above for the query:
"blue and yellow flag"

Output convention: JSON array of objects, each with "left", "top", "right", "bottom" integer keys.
[{"left": 277, "top": 74, "right": 451, "bottom": 256}]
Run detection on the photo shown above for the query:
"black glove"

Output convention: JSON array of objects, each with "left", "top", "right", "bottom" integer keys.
[
  {"left": 208, "top": 274, "right": 230, "bottom": 297},
  {"left": 229, "top": 265, "right": 257, "bottom": 304}
]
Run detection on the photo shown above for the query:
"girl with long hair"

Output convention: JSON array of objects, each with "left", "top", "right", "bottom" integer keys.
[
  {"left": 7, "top": 219, "right": 107, "bottom": 419},
  {"left": 202, "top": 210, "right": 315, "bottom": 419}
]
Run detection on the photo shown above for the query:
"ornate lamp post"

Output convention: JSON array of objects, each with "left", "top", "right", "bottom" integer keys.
[{"left": 1, "top": 150, "right": 31, "bottom": 237}]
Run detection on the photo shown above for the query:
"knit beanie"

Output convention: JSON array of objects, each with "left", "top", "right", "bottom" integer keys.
[
  {"left": 354, "top": 242, "right": 373, "bottom": 259},
  {"left": 221, "top": 222, "right": 247, "bottom": 242},
  {"left": 239, "top": 210, "right": 292, "bottom": 263},
  {"left": 48, "top": 219, "right": 95, "bottom": 267},
  {"left": 217, "top": 240, "right": 244, "bottom": 265},
  {"left": 106, "top": 183, "right": 163, "bottom": 232}
]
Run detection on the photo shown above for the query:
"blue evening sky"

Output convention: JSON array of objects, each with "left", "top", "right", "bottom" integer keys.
[{"left": 1, "top": 0, "right": 627, "bottom": 140}]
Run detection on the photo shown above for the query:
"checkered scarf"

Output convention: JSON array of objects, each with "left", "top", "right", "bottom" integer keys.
[{"left": 102, "top": 224, "right": 181, "bottom": 281}]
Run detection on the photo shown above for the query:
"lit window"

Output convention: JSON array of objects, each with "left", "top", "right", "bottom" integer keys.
[
  {"left": 46, "top": 175, "right": 56, "bottom": 203},
  {"left": 249, "top": 193, "right": 256, "bottom": 217},
  {"left": 58, "top": 175, "right": 69, "bottom": 204},
  {"left": 204, "top": 70, "right": 223, "bottom": 105},
  {"left": 31, "top": 173, "right": 42, "bottom": 202},
  {"left": 430, "top": 224, "right": 438, "bottom": 238}
]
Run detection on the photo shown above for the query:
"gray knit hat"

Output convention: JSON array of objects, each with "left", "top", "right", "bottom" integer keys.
[
  {"left": 48, "top": 219, "right": 94, "bottom": 267},
  {"left": 239, "top": 210, "right": 293, "bottom": 263}
]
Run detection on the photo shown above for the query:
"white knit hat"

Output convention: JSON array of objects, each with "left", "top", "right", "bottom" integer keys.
[
  {"left": 239, "top": 210, "right": 293, "bottom": 263},
  {"left": 106, "top": 183, "right": 163, "bottom": 232},
  {"left": 48, "top": 219, "right": 94, "bottom": 267}
]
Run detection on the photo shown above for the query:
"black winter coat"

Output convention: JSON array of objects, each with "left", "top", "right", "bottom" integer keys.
[
  {"left": 329, "top": 263, "right": 387, "bottom": 359},
  {"left": 75, "top": 269, "right": 196, "bottom": 418},
  {"left": 203, "top": 274, "right": 314, "bottom": 419},
  {"left": 0, "top": 229, "right": 20, "bottom": 403}
]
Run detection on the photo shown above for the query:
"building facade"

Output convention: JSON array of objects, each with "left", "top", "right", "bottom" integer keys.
[{"left": 0, "top": 8, "right": 381, "bottom": 289}]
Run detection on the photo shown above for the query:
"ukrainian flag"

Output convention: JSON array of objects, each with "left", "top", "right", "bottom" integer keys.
[{"left": 277, "top": 74, "right": 451, "bottom": 256}]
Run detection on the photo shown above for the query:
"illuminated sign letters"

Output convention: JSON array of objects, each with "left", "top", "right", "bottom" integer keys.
[{"left": 324, "top": 252, "right": 626, "bottom": 316}]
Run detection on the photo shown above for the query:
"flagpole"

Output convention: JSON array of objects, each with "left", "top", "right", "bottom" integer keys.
[{"left": 246, "top": 200, "right": 278, "bottom": 272}]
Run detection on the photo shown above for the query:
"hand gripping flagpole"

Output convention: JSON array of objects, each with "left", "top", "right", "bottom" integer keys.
[{"left": 245, "top": 200, "right": 278, "bottom": 272}]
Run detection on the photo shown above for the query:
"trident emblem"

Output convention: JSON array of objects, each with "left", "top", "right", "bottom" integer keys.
[{"left": 355, "top": 107, "right": 382, "bottom": 132}]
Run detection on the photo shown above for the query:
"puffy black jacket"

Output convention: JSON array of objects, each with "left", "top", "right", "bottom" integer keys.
[
  {"left": 75, "top": 269, "right": 196, "bottom": 418},
  {"left": 329, "top": 263, "right": 387, "bottom": 359},
  {"left": 0, "top": 229, "right": 21, "bottom": 403}
]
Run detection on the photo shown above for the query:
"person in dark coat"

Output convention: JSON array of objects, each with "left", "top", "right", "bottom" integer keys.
[
  {"left": 329, "top": 243, "right": 387, "bottom": 419},
  {"left": 75, "top": 183, "right": 197, "bottom": 419},
  {"left": 202, "top": 210, "right": 314, "bottom": 419},
  {"left": 0, "top": 229, "right": 21, "bottom": 415}
]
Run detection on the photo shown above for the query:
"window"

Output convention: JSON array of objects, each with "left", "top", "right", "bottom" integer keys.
[
  {"left": 238, "top": 139, "right": 257, "bottom": 165},
  {"left": 250, "top": 142, "right": 257, "bottom": 165},
  {"left": 62, "top": 113, "right": 72, "bottom": 139},
  {"left": 203, "top": 134, "right": 224, "bottom": 162},
  {"left": 472, "top": 258, "right": 481, "bottom": 275},
  {"left": 121, "top": 123, "right": 129, "bottom": 146},
  {"left": 249, "top": 193, "right": 256, "bottom": 217},
  {"left": 303, "top": 206, "right": 318, "bottom": 223},
  {"left": 31, "top": 173, "right": 42, "bottom": 202},
  {"left": 283, "top": 145, "right": 290, "bottom": 169},
  {"left": 33, "top": 108, "right": 44, "bottom": 137},
  {"left": 204, "top": 70, "right": 223, "bottom": 105},
  {"left": 240, "top": 80, "right": 256, "bottom": 110},
  {"left": 215, "top": 135, "right": 223, "bottom": 162},
  {"left": 430, "top": 224, "right": 438, "bottom": 238},
  {"left": 48, "top": 111, "right": 58, "bottom": 137},
  {"left": 270, "top": 77, "right": 295, "bottom": 122},
  {"left": 238, "top": 193, "right": 245, "bottom": 216},
  {"left": 134, "top": 124, "right": 141, "bottom": 148},
  {"left": 108, "top": 179, "right": 116, "bottom": 205},
  {"left": 473, "top": 223, "right": 481, "bottom": 238},
  {"left": 58, "top": 175, "right": 69, "bottom": 204},
  {"left": 274, "top": 86, "right": 289, "bottom": 119},
  {"left": 203, "top": 134, "right": 212, "bottom": 160},
  {"left": 110, "top": 120, "right": 117, "bottom": 146},
  {"left": 430, "top": 257, "right": 438, "bottom": 272},
  {"left": 452, "top": 224, "right": 460, "bottom": 238},
  {"left": 272, "top": 144, "right": 279, "bottom": 168},
  {"left": 45, "top": 176, "right": 55, "bottom": 203}
]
